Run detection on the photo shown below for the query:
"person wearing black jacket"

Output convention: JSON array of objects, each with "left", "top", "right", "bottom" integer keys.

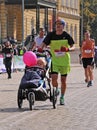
[{"left": 2, "top": 41, "right": 13, "bottom": 79}]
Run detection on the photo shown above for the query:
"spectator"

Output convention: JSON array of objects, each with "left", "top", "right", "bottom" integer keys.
[
  {"left": 32, "top": 28, "right": 45, "bottom": 51},
  {"left": 12, "top": 44, "right": 18, "bottom": 55},
  {"left": 17, "top": 45, "right": 25, "bottom": 56}
]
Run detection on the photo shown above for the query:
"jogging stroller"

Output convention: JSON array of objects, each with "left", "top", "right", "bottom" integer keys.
[{"left": 17, "top": 50, "right": 58, "bottom": 110}]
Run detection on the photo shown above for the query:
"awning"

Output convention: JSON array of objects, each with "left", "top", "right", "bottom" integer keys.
[{"left": 5, "top": 0, "right": 56, "bottom": 8}]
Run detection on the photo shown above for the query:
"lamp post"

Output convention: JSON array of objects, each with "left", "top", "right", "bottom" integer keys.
[{"left": 22, "top": 0, "right": 24, "bottom": 46}]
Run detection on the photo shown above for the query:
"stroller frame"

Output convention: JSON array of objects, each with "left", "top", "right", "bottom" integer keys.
[{"left": 17, "top": 50, "right": 58, "bottom": 110}]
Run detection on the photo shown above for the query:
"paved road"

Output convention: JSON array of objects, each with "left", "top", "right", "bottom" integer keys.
[{"left": 0, "top": 64, "right": 97, "bottom": 130}]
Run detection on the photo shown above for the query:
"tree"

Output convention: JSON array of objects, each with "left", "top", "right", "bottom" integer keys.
[{"left": 80, "top": 0, "right": 97, "bottom": 44}]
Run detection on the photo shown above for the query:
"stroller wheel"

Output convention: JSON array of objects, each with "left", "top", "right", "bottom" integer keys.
[
  {"left": 17, "top": 89, "right": 23, "bottom": 109},
  {"left": 52, "top": 88, "right": 57, "bottom": 109},
  {"left": 28, "top": 92, "right": 35, "bottom": 110}
]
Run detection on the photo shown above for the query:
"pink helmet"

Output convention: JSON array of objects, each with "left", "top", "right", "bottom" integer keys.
[{"left": 23, "top": 51, "right": 37, "bottom": 67}]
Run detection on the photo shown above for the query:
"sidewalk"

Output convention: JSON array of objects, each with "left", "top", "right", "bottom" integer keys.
[{"left": 0, "top": 64, "right": 97, "bottom": 130}]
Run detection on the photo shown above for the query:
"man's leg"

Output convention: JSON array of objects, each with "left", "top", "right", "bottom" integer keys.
[
  {"left": 84, "top": 68, "right": 89, "bottom": 82},
  {"left": 60, "top": 75, "right": 67, "bottom": 105},
  {"left": 87, "top": 65, "right": 93, "bottom": 87},
  {"left": 61, "top": 75, "right": 67, "bottom": 95},
  {"left": 5, "top": 62, "right": 9, "bottom": 78},
  {"left": 51, "top": 73, "right": 58, "bottom": 88},
  {"left": 87, "top": 65, "right": 93, "bottom": 81},
  {"left": 7, "top": 61, "right": 12, "bottom": 78}
]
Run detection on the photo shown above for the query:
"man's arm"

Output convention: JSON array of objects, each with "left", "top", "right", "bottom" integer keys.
[{"left": 69, "top": 44, "right": 75, "bottom": 51}]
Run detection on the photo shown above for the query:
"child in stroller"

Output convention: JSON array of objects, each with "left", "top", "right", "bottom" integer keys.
[
  {"left": 17, "top": 50, "right": 57, "bottom": 110},
  {"left": 19, "top": 57, "right": 47, "bottom": 89}
]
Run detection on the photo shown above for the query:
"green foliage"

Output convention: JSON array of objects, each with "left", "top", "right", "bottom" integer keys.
[{"left": 80, "top": 0, "right": 97, "bottom": 44}]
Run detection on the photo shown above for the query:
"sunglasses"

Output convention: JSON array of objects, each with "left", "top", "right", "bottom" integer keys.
[{"left": 56, "top": 22, "right": 63, "bottom": 25}]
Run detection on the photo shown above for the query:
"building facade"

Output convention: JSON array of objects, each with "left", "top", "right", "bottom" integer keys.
[
  {"left": 0, "top": 0, "right": 80, "bottom": 46},
  {"left": 57, "top": 0, "right": 80, "bottom": 46}
]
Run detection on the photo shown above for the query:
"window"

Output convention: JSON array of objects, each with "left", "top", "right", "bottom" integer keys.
[
  {"left": 66, "top": 0, "right": 69, "bottom": 7},
  {"left": 74, "top": 0, "right": 78, "bottom": 9},
  {"left": 69, "top": 0, "right": 78, "bottom": 9},
  {"left": 61, "top": 0, "right": 65, "bottom": 6}
]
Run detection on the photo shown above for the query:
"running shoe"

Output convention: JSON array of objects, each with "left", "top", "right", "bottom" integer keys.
[
  {"left": 60, "top": 97, "right": 65, "bottom": 105},
  {"left": 55, "top": 88, "right": 60, "bottom": 96},
  {"left": 87, "top": 81, "right": 93, "bottom": 87}
]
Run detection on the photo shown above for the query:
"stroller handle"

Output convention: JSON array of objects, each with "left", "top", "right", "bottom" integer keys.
[{"left": 33, "top": 49, "right": 52, "bottom": 58}]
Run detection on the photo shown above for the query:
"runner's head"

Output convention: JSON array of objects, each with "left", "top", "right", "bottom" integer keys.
[
  {"left": 4, "top": 41, "right": 11, "bottom": 47},
  {"left": 55, "top": 19, "right": 66, "bottom": 27},
  {"left": 55, "top": 19, "right": 66, "bottom": 33},
  {"left": 84, "top": 31, "right": 90, "bottom": 39}
]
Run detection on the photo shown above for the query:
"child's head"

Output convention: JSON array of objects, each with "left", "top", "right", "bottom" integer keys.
[
  {"left": 23, "top": 51, "right": 37, "bottom": 67},
  {"left": 37, "top": 58, "right": 47, "bottom": 68}
]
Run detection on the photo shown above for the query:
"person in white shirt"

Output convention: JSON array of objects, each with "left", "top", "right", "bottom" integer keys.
[{"left": 32, "top": 28, "right": 45, "bottom": 51}]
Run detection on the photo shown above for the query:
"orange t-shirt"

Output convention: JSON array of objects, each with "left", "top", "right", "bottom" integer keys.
[{"left": 81, "top": 39, "right": 95, "bottom": 58}]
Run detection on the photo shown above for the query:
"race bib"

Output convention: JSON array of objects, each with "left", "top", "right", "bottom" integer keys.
[
  {"left": 84, "top": 50, "right": 91, "bottom": 53},
  {"left": 54, "top": 51, "right": 65, "bottom": 57},
  {"left": 6, "top": 54, "right": 11, "bottom": 57}
]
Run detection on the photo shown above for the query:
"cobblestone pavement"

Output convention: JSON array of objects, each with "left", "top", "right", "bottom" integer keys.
[{"left": 0, "top": 64, "right": 97, "bottom": 130}]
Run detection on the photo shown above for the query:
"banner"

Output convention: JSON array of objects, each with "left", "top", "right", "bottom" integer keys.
[
  {"left": 0, "top": 55, "right": 25, "bottom": 73},
  {"left": 0, "top": 54, "right": 6, "bottom": 73},
  {"left": 13, "top": 56, "right": 25, "bottom": 69}
]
